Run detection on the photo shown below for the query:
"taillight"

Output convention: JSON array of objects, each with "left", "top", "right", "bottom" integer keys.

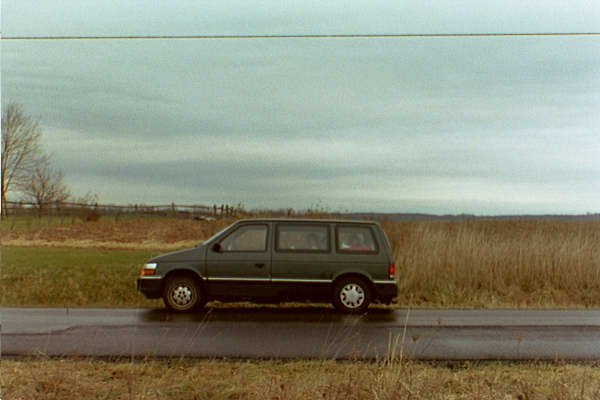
[{"left": 388, "top": 263, "right": 396, "bottom": 279}]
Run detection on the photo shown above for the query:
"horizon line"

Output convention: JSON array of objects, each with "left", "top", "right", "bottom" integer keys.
[{"left": 2, "top": 32, "right": 600, "bottom": 40}]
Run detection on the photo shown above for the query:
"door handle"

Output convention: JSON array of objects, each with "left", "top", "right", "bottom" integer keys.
[{"left": 254, "top": 263, "right": 265, "bottom": 269}]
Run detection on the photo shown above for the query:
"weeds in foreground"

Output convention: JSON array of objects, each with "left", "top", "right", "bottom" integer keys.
[{"left": 2, "top": 358, "right": 600, "bottom": 400}]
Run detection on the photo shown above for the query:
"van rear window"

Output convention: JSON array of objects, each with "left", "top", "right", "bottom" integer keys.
[{"left": 336, "top": 226, "right": 378, "bottom": 253}]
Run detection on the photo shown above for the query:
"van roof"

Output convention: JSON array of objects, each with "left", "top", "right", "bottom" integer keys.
[{"left": 234, "top": 218, "right": 380, "bottom": 225}]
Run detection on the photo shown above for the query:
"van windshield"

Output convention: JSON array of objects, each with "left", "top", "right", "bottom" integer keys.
[{"left": 202, "top": 226, "right": 231, "bottom": 244}]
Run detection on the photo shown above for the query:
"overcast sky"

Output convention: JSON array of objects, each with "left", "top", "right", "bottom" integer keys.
[{"left": 2, "top": 1, "right": 599, "bottom": 214}]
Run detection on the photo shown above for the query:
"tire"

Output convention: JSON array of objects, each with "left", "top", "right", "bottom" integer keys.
[
  {"left": 163, "top": 275, "right": 204, "bottom": 312},
  {"left": 332, "top": 277, "right": 372, "bottom": 313}
]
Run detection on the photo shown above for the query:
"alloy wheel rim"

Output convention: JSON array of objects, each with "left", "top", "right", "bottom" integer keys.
[
  {"left": 172, "top": 285, "right": 193, "bottom": 306},
  {"left": 340, "top": 283, "right": 365, "bottom": 308}
]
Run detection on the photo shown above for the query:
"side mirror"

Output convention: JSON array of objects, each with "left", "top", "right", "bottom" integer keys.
[{"left": 212, "top": 243, "right": 222, "bottom": 253}]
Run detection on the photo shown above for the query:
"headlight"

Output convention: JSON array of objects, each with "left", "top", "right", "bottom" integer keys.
[{"left": 140, "top": 263, "right": 158, "bottom": 276}]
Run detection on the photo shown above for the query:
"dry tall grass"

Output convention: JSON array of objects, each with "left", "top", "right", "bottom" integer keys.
[
  {"left": 1, "top": 216, "right": 232, "bottom": 251},
  {"left": 3, "top": 216, "right": 599, "bottom": 307},
  {"left": 3, "top": 358, "right": 600, "bottom": 400},
  {"left": 386, "top": 220, "right": 600, "bottom": 307}
]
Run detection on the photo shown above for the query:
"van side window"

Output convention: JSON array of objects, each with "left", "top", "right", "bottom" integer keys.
[
  {"left": 220, "top": 224, "right": 268, "bottom": 252},
  {"left": 336, "top": 226, "right": 378, "bottom": 253},
  {"left": 276, "top": 224, "right": 329, "bottom": 252}
]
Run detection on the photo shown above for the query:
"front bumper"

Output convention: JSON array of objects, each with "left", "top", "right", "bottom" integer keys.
[{"left": 136, "top": 276, "right": 163, "bottom": 299}]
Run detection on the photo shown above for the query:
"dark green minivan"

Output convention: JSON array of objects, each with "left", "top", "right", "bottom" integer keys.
[{"left": 137, "top": 219, "right": 397, "bottom": 313}]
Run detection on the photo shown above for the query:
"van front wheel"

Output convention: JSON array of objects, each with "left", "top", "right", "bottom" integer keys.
[
  {"left": 332, "top": 277, "right": 371, "bottom": 313},
  {"left": 163, "top": 275, "right": 204, "bottom": 312}
]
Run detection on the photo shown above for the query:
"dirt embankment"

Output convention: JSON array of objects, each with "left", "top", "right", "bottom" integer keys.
[{"left": 1, "top": 217, "right": 232, "bottom": 250}]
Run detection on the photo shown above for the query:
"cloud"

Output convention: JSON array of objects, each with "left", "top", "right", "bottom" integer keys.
[
  {"left": 3, "top": 0, "right": 600, "bottom": 37},
  {"left": 2, "top": 5, "right": 599, "bottom": 213}
]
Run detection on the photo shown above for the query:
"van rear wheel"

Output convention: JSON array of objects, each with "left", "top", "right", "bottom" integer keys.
[
  {"left": 163, "top": 275, "right": 204, "bottom": 312},
  {"left": 332, "top": 277, "right": 371, "bottom": 313}
]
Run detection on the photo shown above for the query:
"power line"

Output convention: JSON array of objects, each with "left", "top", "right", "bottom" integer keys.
[{"left": 2, "top": 32, "right": 600, "bottom": 40}]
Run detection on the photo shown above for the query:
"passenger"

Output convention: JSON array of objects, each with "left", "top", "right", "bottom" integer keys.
[{"left": 345, "top": 234, "right": 372, "bottom": 251}]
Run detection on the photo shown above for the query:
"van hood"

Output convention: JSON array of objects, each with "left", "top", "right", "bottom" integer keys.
[{"left": 149, "top": 244, "right": 206, "bottom": 263}]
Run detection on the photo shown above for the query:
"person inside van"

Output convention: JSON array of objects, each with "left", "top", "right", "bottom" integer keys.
[{"left": 342, "top": 234, "right": 372, "bottom": 251}]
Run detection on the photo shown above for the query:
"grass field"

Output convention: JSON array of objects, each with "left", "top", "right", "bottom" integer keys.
[
  {"left": 2, "top": 358, "right": 600, "bottom": 399},
  {"left": 1, "top": 215, "right": 230, "bottom": 249},
  {"left": 1, "top": 246, "right": 161, "bottom": 307},
  {"left": 3, "top": 216, "right": 600, "bottom": 398},
  {"left": 2, "top": 216, "right": 600, "bottom": 308}
]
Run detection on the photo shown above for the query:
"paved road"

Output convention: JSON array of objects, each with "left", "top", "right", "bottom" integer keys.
[{"left": 3, "top": 307, "right": 600, "bottom": 360}]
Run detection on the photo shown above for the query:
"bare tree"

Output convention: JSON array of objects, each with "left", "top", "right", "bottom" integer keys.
[
  {"left": 19, "top": 155, "right": 70, "bottom": 211},
  {"left": 1, "top": 103, "right": 43, "bottom": 216}
]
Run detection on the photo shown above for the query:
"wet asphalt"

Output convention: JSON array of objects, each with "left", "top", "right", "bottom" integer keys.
[{"left": 3, "top": 307, "right": 600, "bottom": 360}]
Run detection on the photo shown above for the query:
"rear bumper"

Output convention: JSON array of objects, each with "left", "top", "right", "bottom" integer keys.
[
  {"left": 373, "top": 281, "right": 398, "bottom": 303},
  {"left": 136, "top": 277, "right": 163, "bottom": 299}
]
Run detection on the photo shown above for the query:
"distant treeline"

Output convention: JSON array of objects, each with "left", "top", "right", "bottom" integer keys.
[
  {"left": 3, "top": 200, "right": 598, "bottom": 222},
  {"left": 347, "top": 212, "right": 600, "bottom": 222},
  {"left": 2, "top": 200, "right": 240, "bottom": 219}
]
